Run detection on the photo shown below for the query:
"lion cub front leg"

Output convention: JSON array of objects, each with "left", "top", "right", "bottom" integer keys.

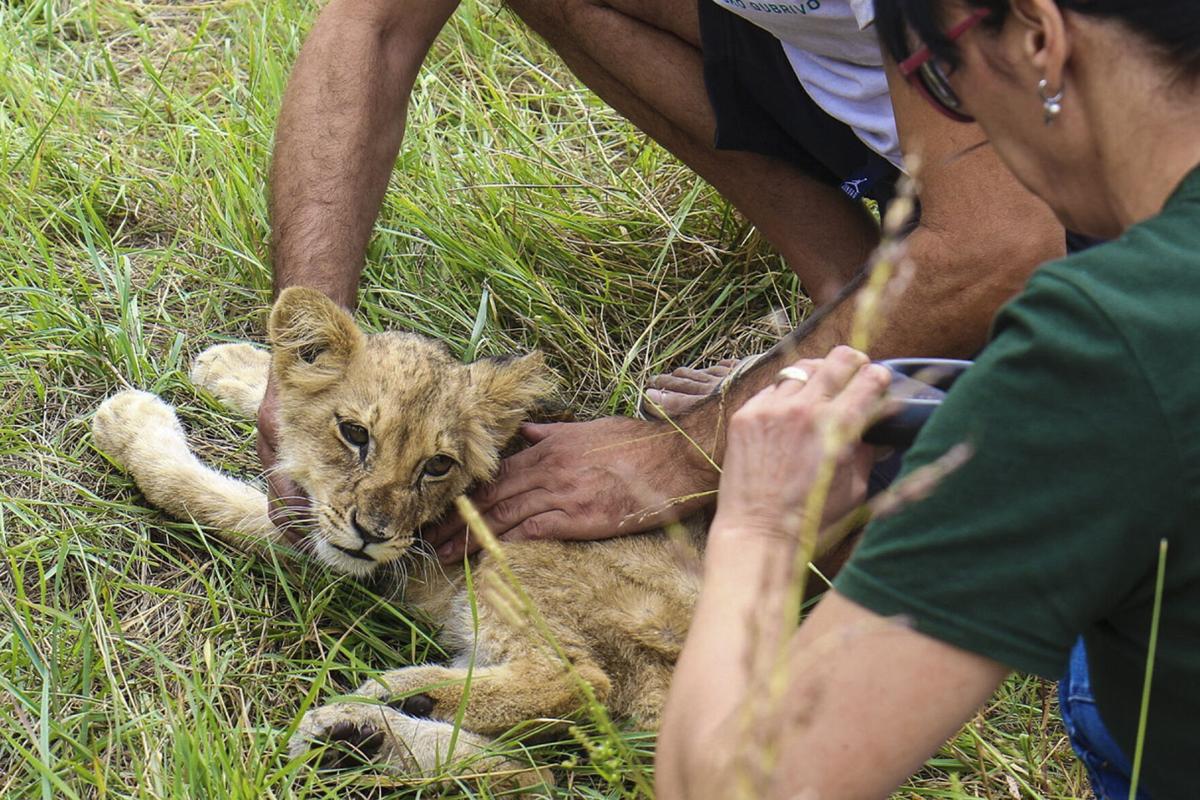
[
  {"left": 190, "top": 343, "right": 270, "bottom": 418},
  {"left": 356, "top": 657, "right": 612, "bottom": 736},
  {"left": 93, "top": 390, "right": 279, "bottom": 545}
]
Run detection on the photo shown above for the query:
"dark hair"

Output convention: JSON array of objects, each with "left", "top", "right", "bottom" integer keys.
[{"left": 875, "top": 1, "right": 1200, "bottom": 81}]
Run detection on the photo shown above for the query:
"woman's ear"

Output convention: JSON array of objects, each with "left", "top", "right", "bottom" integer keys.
[
  {"left": 268, "top": 287, "right": 365, "bottom": 391},
  {"left": 1010, "top": 0, "right": 1068, "bottom": 87}
]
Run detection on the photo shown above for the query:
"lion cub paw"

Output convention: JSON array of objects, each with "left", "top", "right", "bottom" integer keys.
[
  {"left": 93, "top": 390, "right": 187, "bottom": 470},
  {"left": 190, "top": 343, "right": 270, "bottom": 418},
  {"left": 290, "top": 704, "right": 391, "bottom": 770},
  {"left": 290, "top": 702, "right": 548, "bottom": 791}
]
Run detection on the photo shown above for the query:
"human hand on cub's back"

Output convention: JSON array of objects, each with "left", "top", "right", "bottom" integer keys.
[
  {"left": 256, "top": 373, "right": 311, "bottom": 545},
  {"left": 427, "top": 414, "right": 720, "bottom": 562}
]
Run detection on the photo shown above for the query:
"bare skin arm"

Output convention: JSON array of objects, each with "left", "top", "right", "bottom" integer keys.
[
  {"left": 431, "top": 54, "right": 1063, "bottom": 558},
  {"left": 269, "top": 0, "right": 458, "bottom": 305},
  {"left": 259, "top": 0, "right": 1060, "bottom": 550},
  {"left": 655, "top": 350, "right": 1008, "bottom": 800},
  {"left": 259, "top": 0, "right": 459, "bottom": 527},
  {"left": 659, "top": 582, "right": 1008, "bottom": 799}
]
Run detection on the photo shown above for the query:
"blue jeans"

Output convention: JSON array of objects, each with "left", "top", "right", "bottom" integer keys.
[{"left": 1059, "top": 639, "right": 1151, "bottom": 800}]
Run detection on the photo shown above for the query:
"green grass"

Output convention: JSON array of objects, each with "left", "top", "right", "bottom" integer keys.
[{"left": 0, "top": 1, "right": 1091, "bottom": 797}]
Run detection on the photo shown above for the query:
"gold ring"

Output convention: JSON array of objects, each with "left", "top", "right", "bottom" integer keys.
[{"left": 775, "top": 366, "right": 811, "bottom": 385}]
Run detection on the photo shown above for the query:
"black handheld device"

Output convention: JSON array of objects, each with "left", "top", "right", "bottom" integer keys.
[{"left": 862, "top": 358, "right": 973, "bottom": 448}]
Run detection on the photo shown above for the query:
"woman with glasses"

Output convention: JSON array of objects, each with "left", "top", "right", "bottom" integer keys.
[{"left": 656, "top": 2, "right": 1200, "bottom": 798}]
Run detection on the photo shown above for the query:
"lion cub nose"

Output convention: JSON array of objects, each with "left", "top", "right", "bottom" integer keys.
[{"left": 351, "top": 511, "right": 390, "bottom": 545}]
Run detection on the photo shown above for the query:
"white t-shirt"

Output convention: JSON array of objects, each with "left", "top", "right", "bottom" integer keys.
[{"left": 709, "top": 0, "right": 902, "bottom": 169}]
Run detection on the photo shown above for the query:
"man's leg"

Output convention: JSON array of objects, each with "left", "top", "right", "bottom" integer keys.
[
  {"left": 505, "top": 0, "right": 882, "bottom": 417},
  {"left": 505, "top": 0, "right": 880, "bottom": 303}
]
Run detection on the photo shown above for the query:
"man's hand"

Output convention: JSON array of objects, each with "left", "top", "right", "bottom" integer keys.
[
  {"left": 427, "top": 415, "right": 719, "bottom": 561},
  {"left": 256, "top": 374, "right": 310, "bottom": 545}
]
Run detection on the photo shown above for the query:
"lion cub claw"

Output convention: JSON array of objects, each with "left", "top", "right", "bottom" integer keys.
[{"left": 312, "top": 720, "right": 385, "bottom": 769}]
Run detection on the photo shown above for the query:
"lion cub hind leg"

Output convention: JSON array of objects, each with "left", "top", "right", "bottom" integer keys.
[
  {"left": 290, "top": 703, "right": 551, "bottom": 792},
  {"left": 190, "top": 343, "right": 270, "bottom": 418},
  {"left": 353, "top": 657, "right": 612, "bottom": 737},
  {"left": 93, "top": 390, "right": 279, "bottom": 545}
]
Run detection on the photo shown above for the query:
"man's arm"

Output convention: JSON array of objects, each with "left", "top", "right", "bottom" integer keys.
[
  {"left": 260, "top": 0, "right": 458, "bottom": 527},
  {"left": 431, "top": 54, "right": 1063, "bottom": 557},
  {"left": 269, "top": 0, "right": 459, "bottom": 305}
]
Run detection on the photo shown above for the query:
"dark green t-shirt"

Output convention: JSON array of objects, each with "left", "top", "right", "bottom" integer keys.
[{"left": 835, "top": 167, "right": 1200, "bottom": 799}]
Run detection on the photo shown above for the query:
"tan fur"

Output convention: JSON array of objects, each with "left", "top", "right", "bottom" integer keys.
[
  {"left": 93, "top": 287, "right": 705, "bottom": 789},
  {"left": 190, "top": 342, "right": 271, "bottom": 418}
]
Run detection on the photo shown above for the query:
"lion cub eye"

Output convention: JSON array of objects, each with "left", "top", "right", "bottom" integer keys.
[
  {"left": 422, "top": 454, "right": 456, "bottom": 478},
  {"left": 338, "top": 421, "right": 370, "bottom": 449}
]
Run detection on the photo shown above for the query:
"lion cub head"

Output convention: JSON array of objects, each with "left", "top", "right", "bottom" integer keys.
[{"left": 268, "top": 287, "right": 554, "bottom": 577}]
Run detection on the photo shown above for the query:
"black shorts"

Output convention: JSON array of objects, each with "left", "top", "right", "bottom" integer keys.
[{"left": 698, "top": 0, "right": 900, "bottom": 206}]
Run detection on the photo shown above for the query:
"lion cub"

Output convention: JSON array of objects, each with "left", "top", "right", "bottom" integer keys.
[{"left": 93, "top": 287, "right": 704, "bottom": 788}]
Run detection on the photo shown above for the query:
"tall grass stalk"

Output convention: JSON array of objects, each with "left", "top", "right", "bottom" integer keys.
[
  {"left": 1127, "top": 539, "right": 1167, "bottom": 800},
  {"left": 455, "top": 497, "right": 654, "bottom": 798},
  {"left": 726, "top": 171, "right": 930, "bottom": 799}
]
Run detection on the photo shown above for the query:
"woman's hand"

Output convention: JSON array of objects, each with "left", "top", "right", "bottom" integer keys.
[{"left": 713, "top": 346, "right": 892, "bottom": 545}]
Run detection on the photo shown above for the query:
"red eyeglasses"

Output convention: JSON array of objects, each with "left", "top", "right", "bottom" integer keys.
[{"left": 898, "top": 8, "right": 991, "bottom": 123}]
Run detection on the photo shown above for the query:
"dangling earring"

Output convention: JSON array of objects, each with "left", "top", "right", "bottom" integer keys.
[{"left": 1038, "top": 78, "right": 1064, "bottom": 126}]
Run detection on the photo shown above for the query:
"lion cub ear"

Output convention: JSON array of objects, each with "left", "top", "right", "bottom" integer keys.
[
  {"left": 466, "top": 352, "right": 557, "bottom": 451},
  {"left": 268, "top": 287, "right": 365, "bottom": 391}
]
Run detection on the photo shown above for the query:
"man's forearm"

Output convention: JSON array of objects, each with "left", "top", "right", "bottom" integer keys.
[
  {"left": 680, "top": 218, "right": 1059, "bottom": 464},
  {"left": 269, "top": 0, "right": 458, "bottom": 307}
]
